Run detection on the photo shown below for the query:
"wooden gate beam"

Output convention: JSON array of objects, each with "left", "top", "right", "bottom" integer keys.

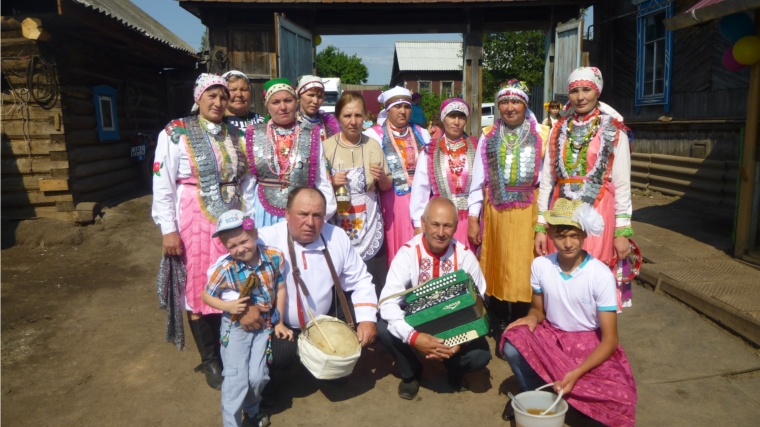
[
  {"left": 464, "top": 9, "right": 483, "bottom": 137},
  {"left": 734, "top": 8, "right": 760, "bottom": 257}
]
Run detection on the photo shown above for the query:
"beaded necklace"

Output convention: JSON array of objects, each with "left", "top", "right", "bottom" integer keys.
[
  {"left": 497, "top": 121, "right": 529, "bottom": 185},
  {"left": 564, "top": 113, "right": 599, "bottom": 175},
  {"left": 440, "top": 136, "right": 468, "bottom": 194},
  {"left": 265, "top": 121, "right": 300, "bottom": 179}
]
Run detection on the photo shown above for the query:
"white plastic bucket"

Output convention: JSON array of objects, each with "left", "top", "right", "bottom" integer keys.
[{"left": 513, "top": 387, "right": 569, "bottom": 427}]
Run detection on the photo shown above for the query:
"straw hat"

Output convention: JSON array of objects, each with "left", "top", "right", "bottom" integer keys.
[{"left": 545, "top": 199, "right": 604, "bottom": 236}]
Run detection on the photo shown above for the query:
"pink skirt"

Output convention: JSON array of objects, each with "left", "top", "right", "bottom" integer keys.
[
  {"left": 179, "top": 185, "right": 225, "bottom": 315},
  {"left": 548, "top": 181, "right": 616, "bottom": 264},
  {"left": 380, "top": 189, "right": 416, "bottom": 267},
  {"left": 454, "top": 209, "right": 477, "bottom": 251},
  {"left": 502, "top": 323, "right": 637, "bottom": 427}
]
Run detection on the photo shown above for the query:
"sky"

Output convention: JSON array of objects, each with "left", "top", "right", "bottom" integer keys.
[{"left": 131, "top": 1, "right": 591, "bottom": 85}]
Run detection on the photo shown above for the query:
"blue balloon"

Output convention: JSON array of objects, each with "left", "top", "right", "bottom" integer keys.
[{"left": 720, "top": 13, "right": 755, "bottom": 43}]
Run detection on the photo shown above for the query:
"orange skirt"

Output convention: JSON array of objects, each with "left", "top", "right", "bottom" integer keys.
[{"left": 479, "top": 188, "right": 538, "bottom": 303}]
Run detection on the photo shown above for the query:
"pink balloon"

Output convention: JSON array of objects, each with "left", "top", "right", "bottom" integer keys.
[{"left": 723, "top": 46, "right": 746, "bottom": 71}]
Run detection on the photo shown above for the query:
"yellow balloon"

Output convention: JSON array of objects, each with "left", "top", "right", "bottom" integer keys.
[
  {"left": 733, "top": 35, "right": 760, "bottom": 66},
  {"left": 315, "top": 35, "right": 322, "bottom": 47}
]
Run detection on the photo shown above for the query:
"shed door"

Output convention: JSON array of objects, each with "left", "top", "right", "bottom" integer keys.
[
  {"left": 275, "top": 14, "right": 313, "bottom": 84},
  {"left": 553, "top": 19, "right": 584, "bottom": 102}
]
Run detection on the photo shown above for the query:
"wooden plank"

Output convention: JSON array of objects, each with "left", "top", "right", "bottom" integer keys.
[
  {"left": 1, "top": 157, "right": 68, "bottom": 174},
  {"left": 56, "top": 201, "right": 75, "bottom": 212},
  {"left": 65, "top": 129, "right": 99, "bottom": 146},
  {"left": 1, "top": 206, "right": 78, "bottom": 222},
  {"left": 39, "top": 178, "right": 69, "bottom": 192},
  {"left": 1, "top": 139, "right": 66, "bottom": 156},
  {"left": 77, "top": 179, "right": 141, "bottom": 203},
  {"left": 62, "top": 115, "right": 97, "bottom": 130},
  {"left": 62, "top": 97, "right": 94, "bottom": 115},
  {"left": 72, "top": 157, "right": 133, "bottom": 178},
  {"left": 1, "top": 189, "right": 73, "bottom": 207},
  {"left": 1, "top": 118, "right": 64, "bottom": 136},
  {"left": 1, "top": 16, "right": 22, "bottom": 31},
  {"left": 69, "top": 142, "right": 131, "bottom": 163},
  {"left": 73, "top": 168, "right": 140, "bottom": 194},
  {"left": 1, "top": 175, "right": 48, "bottom": 191},
  {"left": 59, "top": 86, "right": 93, "bottom": 100}
]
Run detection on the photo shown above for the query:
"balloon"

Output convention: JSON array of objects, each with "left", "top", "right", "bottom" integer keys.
[
  {"left": 315, "top": 35, "right": 322, "bottom": 46},
  {"left": 733, "top": 35, "right": 760, "bottom": 65},
  {"left": 722, "top": 47, "right": 746, "bottom": 71},
  {"left": 719, "top": 13, "right": 755, "bottom": 43}
]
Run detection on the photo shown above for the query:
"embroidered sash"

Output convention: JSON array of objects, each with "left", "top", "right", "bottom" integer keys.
[
  {"left": 246, "top": 121, "right": 321, "bottom": 217},
  {"left": 429, "top": 136, "right": 477, "bottom": 211},
  {"left": 375, "top": 123, "right": 426, "bottom": 195},
  {"left": 550, "top": 114, "right": 622, "bottom": 207},
  {"left": 482, "top": 117, "right": 543, "bottom": 210},
  {"left": 174, "top": 115, "right": 246, "bottom": 222}
]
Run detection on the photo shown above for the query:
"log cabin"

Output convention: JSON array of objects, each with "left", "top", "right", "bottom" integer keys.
[{"left": 1, "top": 0, "right": 198, "bottom": 223}]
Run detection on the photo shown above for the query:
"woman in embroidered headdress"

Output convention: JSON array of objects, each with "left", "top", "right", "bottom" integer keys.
[
  {"left": 221, "top": 70, "right": 264, "bottom": 130},
  {"left": 410, "top": 98, "right": 478, "bottom": 247},
  {"left": 467, "top": 80, "right": 550, "bottom": 353},
  {"left": 363, "top": 87, "right": 432, "bottom": 265},
  {"left": 152, "top": 73, "right": 250, "bottom": 390},
  {"left": 243, "top": 77, "right": 336, "bottom": 228},
  {"left": 296, "top": 75, "right": 340, "bottom": 142},
  {"left": 324, "top": 92, "right": 392, "bottom": 296},
  {"left": 534, "top": 67, "right": 633, "bottom": 269}
]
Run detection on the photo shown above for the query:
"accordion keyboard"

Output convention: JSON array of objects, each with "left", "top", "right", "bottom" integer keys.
[{"left": 443, "top": 330, "right": 480, "bottom": 347}]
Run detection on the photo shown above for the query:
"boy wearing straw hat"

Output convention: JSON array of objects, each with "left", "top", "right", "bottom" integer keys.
[
  {"left": 201, "top": 210, "right": 291, "bottom": 427},
  {"left": 499, "top": 199, "right": 637, "bottom": 426}
]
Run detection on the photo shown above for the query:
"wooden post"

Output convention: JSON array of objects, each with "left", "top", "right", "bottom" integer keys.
[
  {"left": 734, "top": 8, "right": 760, "bottom": 257},
  {"left": 208, "top": 10, "right": 228, "bottom": 73},
  {"left": 464, "top": 10, "right": 484, "bottom": 137}
]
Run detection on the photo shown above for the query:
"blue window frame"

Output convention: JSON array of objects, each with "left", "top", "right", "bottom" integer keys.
[
  {"left": 92, "top": 85, "right": 119, "bottom": 141},
  {"left": 635, "top": 0, "right": 674, "bottom": 112}
]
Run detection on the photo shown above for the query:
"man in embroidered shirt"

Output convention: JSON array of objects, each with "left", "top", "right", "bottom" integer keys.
[
  {"left": 237, "top": 187, "right": 378, "bottom": 392},
  {"left": 378, "top": 197, "right": 491, "bottom": 400}
]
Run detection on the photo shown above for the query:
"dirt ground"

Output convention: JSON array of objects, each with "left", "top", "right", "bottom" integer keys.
[{"left": 1, "top": 191, "right": 758, "bottom": 427}]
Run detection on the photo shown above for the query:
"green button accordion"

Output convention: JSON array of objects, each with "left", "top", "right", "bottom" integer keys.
[{"left": 404, "top": 269, "right": 489, "bottom": 346}]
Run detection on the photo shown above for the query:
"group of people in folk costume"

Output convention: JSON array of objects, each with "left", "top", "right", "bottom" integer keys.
[{"left": 152, "top": 66, "right": 637, "bottom": 427}]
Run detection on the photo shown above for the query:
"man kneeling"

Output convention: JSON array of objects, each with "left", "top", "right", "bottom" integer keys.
[{"left": 378, "top": 197, "right": 491, "bottom": 400}]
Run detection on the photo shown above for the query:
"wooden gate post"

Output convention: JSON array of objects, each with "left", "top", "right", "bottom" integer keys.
[
  {"left": 464, "top": 10, "right": 483, "bottom": 137},
  {"left": 734, "top": 8, "right": 760, "bottom": 258}
]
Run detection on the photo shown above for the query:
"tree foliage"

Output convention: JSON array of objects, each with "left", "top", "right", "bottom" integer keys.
[
  {"left": 420, "top": 91, "right": 443, "bottom": 126},
  {"left": 316, "top": 46, "right": 369, "bottom": 85},
  {"left": 482, "top": 31, "right": 546, "bottom": 100}
]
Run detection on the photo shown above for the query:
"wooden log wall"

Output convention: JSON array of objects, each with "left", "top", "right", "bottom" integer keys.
[
  {"left": 1, "top": 20, "right": 75, "bottom": 221},
  {"left": 599, "top": 2, "right": 753, "bottom": 163},
  {"left": 1, "top": 15, "right": 181, "bottom": 222},
  {"left": 54, "top": 27, "right": 173, "bottom": 207}
]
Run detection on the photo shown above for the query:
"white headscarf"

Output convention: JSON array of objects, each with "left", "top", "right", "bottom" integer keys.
[
  {"left": 377, "top": 86, "right": 412, "bottom": 124},
  {"left": 297, "top": 75, "right": 324, "bottom": 96},
  {"left": 563, "top": 67, "right": 623, "bottom": 121}
]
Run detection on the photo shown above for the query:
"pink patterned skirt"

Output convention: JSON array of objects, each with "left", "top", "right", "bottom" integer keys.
[
  {"left": 179, "top": 184, "right": 225, "bottom": 315},
  {"left": 502, "top": 323, "right": 637, "bottom": 427},
  {"left": 380, "top": 189, "right": 416, "bottom": 267}
]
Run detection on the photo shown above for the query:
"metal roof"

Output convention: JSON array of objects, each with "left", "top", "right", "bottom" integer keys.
[
  {"left": 181, "top": 0, "right": 545, "bottom": 3},
  {"left": 72, "top": 0, "right": 196, "bottom": 54},
  {"left": 394, "top": 41, "right": 462, "bottom": 72}
]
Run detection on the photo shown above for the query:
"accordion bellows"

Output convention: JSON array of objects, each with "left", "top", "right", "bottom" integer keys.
[{"left": 404, "top": 270, "right": 489, "bottom": 346}]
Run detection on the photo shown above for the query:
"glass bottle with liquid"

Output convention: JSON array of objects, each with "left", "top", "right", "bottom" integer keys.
[{"left": 334, "top": 158, "right": 351, "bottom": 214}]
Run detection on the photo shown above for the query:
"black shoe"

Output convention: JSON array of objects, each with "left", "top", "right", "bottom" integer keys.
[
  {"left": 446, "top": 372, "right": 469, "bottom": 392},
  {"left": 502, "top": 400, "right": 515, "bottom": 421},
  {"left": 397, "top": 379, "right": 420, "bottom": 400},
  {"left": 188, "top": 316, "right": 224, "bottom": 390},
  {"left": 242, "top": 412, "right": 270, "bottom": 427}
]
